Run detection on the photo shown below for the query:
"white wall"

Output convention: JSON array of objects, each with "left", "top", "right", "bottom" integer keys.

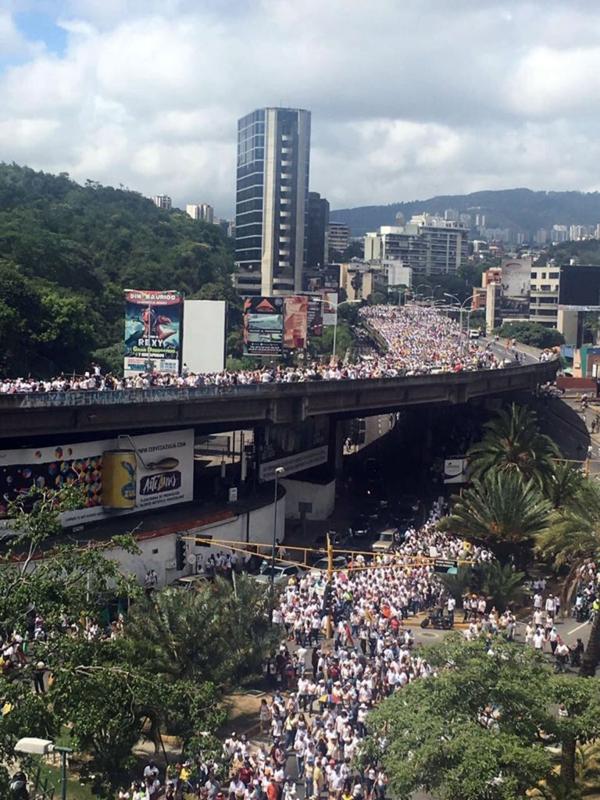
[
  {"left": 280, "top": 477, "right": 335, "bottom": 521},
  {"left": 105, "top": 494, "right": 286, "bottom": 588},
  {"left": 182, "top": 300, "right": 226, "bottom": 374}
]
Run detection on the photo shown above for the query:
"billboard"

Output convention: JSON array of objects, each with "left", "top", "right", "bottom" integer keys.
[
  {"left": 283, "top": 295, "right": 309, "bottom": 349},
  {"left": 307, "top": 296, "right": 324, "bottom": 337},
  {"left": 322, "top": 291, "right": 338, "bottom": 327},
  {"left": 0, "top": 429, "right": 194, "bottom": 527},
  {"left": 124, "top": 289, "right": 183, "bottom": 374},
  {"left": 182, "top": 300, "right": 226, "bottom": 374},
  {"left": 243, "top": 296, "right": 284, "bottom": 356},
  {"left": 258, "top": 418, "right": 329, "bottom": 481},
  {"left": 443, "top": 457, "right": 468, "bottom": 484},
  {"left": 559, "top": 265, "right": 600, "bottom": 310}
]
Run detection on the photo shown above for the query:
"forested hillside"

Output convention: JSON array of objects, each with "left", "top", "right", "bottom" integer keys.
[
  {"left": 0, "top": 163, "right": 236, "bottom": 376},
  {"left": 332, "top": 188, "right": 600, "bottom": 235}
]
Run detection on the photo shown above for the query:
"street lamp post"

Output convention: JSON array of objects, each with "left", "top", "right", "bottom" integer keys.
[
  {"left": 269, "top": 466, "right": 285, "bottom": 608},
  {"left": 14, "top": 738, "right": 72, "bottom": 800},
  {"left": 302, "top": 294, "right": 339, "bottom": 361}
]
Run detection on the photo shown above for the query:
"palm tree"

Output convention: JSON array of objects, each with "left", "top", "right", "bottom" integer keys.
[
  {"left": 441, "top": 471, "right": 551, "bottom": 554},
  {"left": 529, "top": 741, "right": 600, "bottom": 799},
  {"left": 545, "top": 461, "right": 585, "bottom": 509},
  {"left": 576, "top": 740, "right": 600, "bottom": 797},
  {"left": 123, "top": 575, "right": 277, "bottom": 685},
  {"left": 468, "top": 403, "right": 559, "bottom": 488},
  {"left": 478, "top": 561, "right": 525, "bottom": 612},
  {"left": 537, "top": 479, "right": 600, "bottom": 677}
]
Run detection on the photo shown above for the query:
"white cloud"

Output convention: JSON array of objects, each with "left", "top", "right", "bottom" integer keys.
[{"left": 2, "top": 0, "right": 600, "bottom": 214}]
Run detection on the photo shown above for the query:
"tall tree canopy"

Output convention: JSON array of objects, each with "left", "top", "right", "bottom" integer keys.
[
  {"left": 467, "top": 403, "right": 559, "bottom": 488},
  {"left": 363, "top": 637, "right": 600, "bottom": 800},
  {"left": 0, "top": 163, "right": 237, "bottom": 376}
]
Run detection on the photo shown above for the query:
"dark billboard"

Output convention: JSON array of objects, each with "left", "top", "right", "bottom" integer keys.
[
  {"left": 243, "top": 296, "right": 284, "bottom": 356},
  {"left": 559, "top": 265, "right": 600, "bottom": 310}
]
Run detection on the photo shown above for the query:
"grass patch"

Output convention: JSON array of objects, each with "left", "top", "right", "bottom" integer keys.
[{"left": 32, "top": 762, "right": 97, "bottom": 800}]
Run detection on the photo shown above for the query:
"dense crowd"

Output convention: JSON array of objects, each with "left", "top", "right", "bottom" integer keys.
[
  {"left": 0, "top": 306, "right": 512, "bottom": 395},
  {"left": 127, "top": 502, "right": 499, "bottom": 800},
  {"left": 359, "top": 305, "right": 499, "bottom": 374}
]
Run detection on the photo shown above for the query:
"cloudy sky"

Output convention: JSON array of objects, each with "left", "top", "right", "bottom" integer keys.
[{"left": 1, "top": 0, "right": 599, "bottom": 216}]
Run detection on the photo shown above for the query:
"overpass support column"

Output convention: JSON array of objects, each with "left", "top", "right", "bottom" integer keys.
[{"left": 328, "top": 418, "right": 345, "bottom": 481}]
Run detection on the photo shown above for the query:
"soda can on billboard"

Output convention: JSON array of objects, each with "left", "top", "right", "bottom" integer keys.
[
  {"left": 243, "top": 296, "right": 285, "bottom": 356},
  {"left": 124, "top": 289, "right": 183, "bottom": 374}
]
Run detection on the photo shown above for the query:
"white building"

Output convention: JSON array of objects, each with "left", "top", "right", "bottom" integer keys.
[
  {"left": 152, "top": 195, "right": 172, "bottom": 210},
  {"left": 186, "top": 203, "right": 214, "bottom": 223},
  {"left": 364, "top": 215, "right": 468, "bottom": 277}
]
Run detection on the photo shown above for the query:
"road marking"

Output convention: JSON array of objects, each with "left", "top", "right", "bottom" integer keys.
[{"left": 567, "top": 620, "right": 590, "bottom": 636}]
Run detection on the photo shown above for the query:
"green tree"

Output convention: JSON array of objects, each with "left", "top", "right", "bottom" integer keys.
[
  {"left": 124, "top": 575, "right": 278, "bottom": 686},
  {"left": 363, "top": 637, "right": 600, "bottom": 800},
  {"left": 495, "top": 321, "right": 564, "bottom": 349},
  {"left": 537, "top": 479, "right": 600, "bottom": 676},
  {"left": 467, "top": 403, "right": 559, "bottom": 488},
  {"left": 544, "top": 461, "right": 585, "bottom": 509},
  {"left": 478, "top": 562, "right": 525, "bottom": 612},
  {"left": 0, "top": 486, "right": 143, "bottom": 794},
  {"left": 0, "top": 163, "right": 238, "bottom": 376},
  {"left": 440, "top": 471, "right": 551, "bottom": 552},
  {"left": 440, "top": 562, "right": 525, "bottom": 612}
]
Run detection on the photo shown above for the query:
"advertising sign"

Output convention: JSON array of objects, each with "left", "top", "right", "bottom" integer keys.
[
  {"left": 258, "top": 418, "right": 329, "bottom": 481},
  {"left": 443, "top": 457, "right": 468, "bottom": 484},
  {"left": 307, "top": 296, "right": 324, "bottom": 337},
  {"left": 283, "top": 295, "right": 309, "bottom": 349},
  {"left": 182, "top": 299, "right": 226, "bottom": 373},
  {"left": 559, "top": 265, "right": 600, "bottom": 310},
  {"left": 322, "top": 291, "right": 338, "bottom": 327},
  {"left": 0, "top": 429, "right": 194, "bottom": 527},
  {"left": 243, "top": 296, "right": 284, "bottom": 356},
  {"left": 124, "top": 289, "right": 183, "bottom": 374}
]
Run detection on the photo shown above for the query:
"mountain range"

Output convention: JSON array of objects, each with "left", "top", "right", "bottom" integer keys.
[{"left": 331, "top": 188, "right": 600, "bottom": 236}]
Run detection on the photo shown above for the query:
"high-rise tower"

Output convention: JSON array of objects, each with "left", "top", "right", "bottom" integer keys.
[{"left": 235, "top": 107, "right": 311, "bottom": 296}]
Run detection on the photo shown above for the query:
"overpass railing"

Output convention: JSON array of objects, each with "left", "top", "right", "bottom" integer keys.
[{"left": 0, "top": 359, "right": 560, "bottom": 410}]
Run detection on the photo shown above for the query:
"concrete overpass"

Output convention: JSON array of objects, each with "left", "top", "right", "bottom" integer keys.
[{"left": 0, "top": 360, "right": 559, "bottom": 440}]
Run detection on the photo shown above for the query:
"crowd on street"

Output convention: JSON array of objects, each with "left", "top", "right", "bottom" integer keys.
[
  {"left": 0, "top": 306, "right": 518, "bottom": 396},
  {"left": 121, "top": 501, "right": 503, "bottom": 800},
  {"left": 359, "top": 305, "right": 501, "bottom": 374}
]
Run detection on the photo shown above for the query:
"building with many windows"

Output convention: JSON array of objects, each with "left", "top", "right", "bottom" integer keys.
[
  {"left": 186, "top": 203, "right": 214, "bottom": 223},
  {"left": 307, "top": 192, "right": 329, "bottom": 268},
  {"left": 328, "top": 221, "right": 350, "bottom": 259},
  {"left": 364, "top": 215, "right": 469, "bottom": 276},
  {"left": 152, "top": 195, "right": 172, "bottom": 210},
  {"left": 235, "top": 107, "right": 311, "bottom": 296}
]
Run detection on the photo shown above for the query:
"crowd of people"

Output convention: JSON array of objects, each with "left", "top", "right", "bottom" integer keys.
[
  {"left": 359, "top": 305, "right": 500, "bottom": 374},
  {"left": 0, "top": 306, "right": 515, "bottom": 396},
  {"left": 127, "top": 502, "right": 500, "bottom": 800}
]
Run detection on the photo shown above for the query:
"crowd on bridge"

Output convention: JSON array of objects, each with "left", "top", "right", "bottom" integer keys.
[{"left": 0, "top": 306, "right": 519, "bottom": 396}]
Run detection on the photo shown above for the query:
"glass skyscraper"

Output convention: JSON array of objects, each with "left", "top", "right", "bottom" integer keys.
[{"left": 235, "top": 107, "right": 311, "bottom": 296}]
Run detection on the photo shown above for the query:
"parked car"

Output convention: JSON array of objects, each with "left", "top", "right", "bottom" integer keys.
[
  {"left": 254, "top": 564, "right": 304, "bottom": 585},
  {"left": 170, "top": 574, "right": 211, "bottom": 591},
  {"left": 468, "top": 329, "right": 480, "bottom": 339},
  {"left": 371, "top": 528, "right": 399, "bottom": 554},
  {"left": 311, "top": 555, "right": 349, "bottom": 572}
]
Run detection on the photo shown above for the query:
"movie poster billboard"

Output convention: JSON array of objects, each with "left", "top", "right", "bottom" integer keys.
[
  {"left": 243, "top": 296, "right": 284, "bottom": 356},
  {"left": 0, "top": 429, "right": 194, "bottom": 527},
  {"left": 124, "top": 289, "right": 183, "bottom": 374},
  {"left": 307, "top": 296, "right": 323, "bottom": 337},
  {"left": 283, "top": 295, "right": 309, "bottom": 349},
  {"left": 322, "top": 291, "right": 338, "bottom": 327}
]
